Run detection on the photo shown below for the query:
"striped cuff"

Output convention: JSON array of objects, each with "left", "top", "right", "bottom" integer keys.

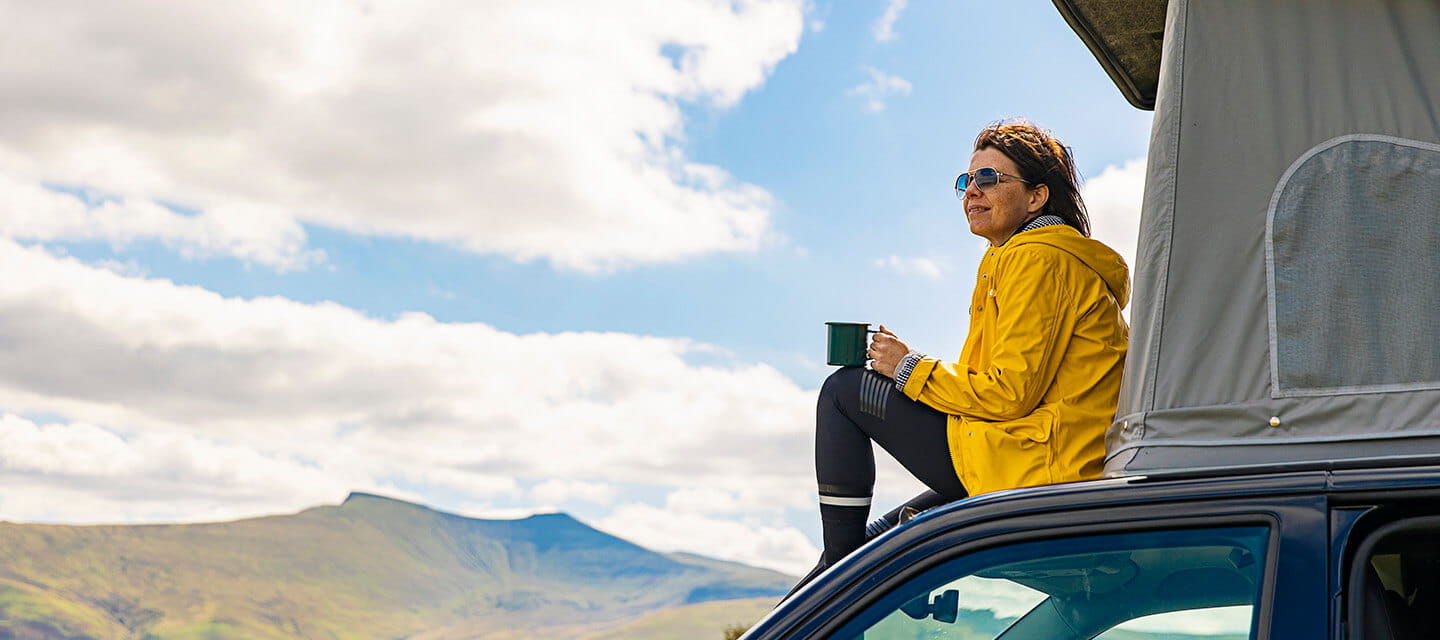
[{"left": 893, "top": 350, "right": 924, "bottom": 391}]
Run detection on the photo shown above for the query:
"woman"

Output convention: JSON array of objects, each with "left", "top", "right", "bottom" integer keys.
[{"left": 810, "top": 119, "right": 1130, "bottom": 575}]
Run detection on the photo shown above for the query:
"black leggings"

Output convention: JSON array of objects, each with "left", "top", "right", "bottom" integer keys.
[
  {"left": 786, "top": 366, "right": 968, "bottom": 599},
  {"left": 816, "top": 366, "right": 967, "bottom": 500}
]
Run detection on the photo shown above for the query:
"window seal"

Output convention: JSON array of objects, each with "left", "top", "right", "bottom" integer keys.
[{"left": 1342, "top": 514, "right": 1440, "bottom": 638}]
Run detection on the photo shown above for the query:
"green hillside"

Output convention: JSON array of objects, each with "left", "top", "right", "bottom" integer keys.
[
  {"left": 580, "top": 597, "right": 775, "bottom": 640},
  {"left": 0, "top": 493, "right": 794, "bottom": 639}
]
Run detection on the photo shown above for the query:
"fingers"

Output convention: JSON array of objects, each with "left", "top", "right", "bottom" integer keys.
[{"left": 869, "top": 328, "right": 907, "bottom": 366}]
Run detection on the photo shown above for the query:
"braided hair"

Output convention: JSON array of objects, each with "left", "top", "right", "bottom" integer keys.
[{"left": 973, "top": 119, "right": 1091, "bottom": 237}]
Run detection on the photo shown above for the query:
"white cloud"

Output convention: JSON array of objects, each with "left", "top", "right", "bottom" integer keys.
[
  {"left": 665, "top": 487, "right": 747, "bottom": 514},
  {"left": 0, "top": 240, "right": 953, "bottom": 572},
  {"left": 848, "top": 66, "right": 912, "bottom": 113},
  {"left": 532, "top": 479, "right": 619, "bottom": 505},
  {"left": 0, "top": 172, "right": 322, "bottom": 271},
  {"left": 872, "top": 0, "right": 908, "bottom": 42},
  {"left": 1117, "top": 606, "right": 1253, "bottom": 635},
  {"left": 596, "top": 503, "right": 820, "bottom": 576},
  {"left": 1081, "top": 157, "right": 1146, "bottom": 275},
  {"left": 938, "top": 576, "right": 1047, "bottom": 619},
  {"left": 0, "top": 0, "right": 807, "bottom": 271},
  {"left": 662, "top": 485, "right": 815, "bottom": 515},
  {"left": 0, "top": 239, "right": 874, "bottom": 571},
  {"left": 0, "top": 240, "right": 960, "bottom": 572},
  {"left": 0, "top": 413, "right": 355, "bottom": 522},
  {"left": 873, "top": 255, "right": 944, "bottom": 279}
]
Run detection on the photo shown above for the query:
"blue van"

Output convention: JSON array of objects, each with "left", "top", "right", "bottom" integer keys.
[
  {"left": 745, "top": 459, "right": 1440, "bottom": 638},
  {"left": 747, "top": 0, "right": 1440, "bottom": 637}
]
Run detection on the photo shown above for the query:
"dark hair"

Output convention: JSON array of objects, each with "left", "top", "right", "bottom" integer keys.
[{"left": 973, "top": 119, "right": 1091, "bottom": 237}]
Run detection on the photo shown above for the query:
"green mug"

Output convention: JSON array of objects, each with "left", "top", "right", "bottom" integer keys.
[{"left": 826, "top": 322, "right": 876, "bottom": 367}]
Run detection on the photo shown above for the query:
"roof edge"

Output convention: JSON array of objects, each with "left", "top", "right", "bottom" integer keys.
[{"left": 1051, "top": 0, "right": 1157, "bottom": 110}]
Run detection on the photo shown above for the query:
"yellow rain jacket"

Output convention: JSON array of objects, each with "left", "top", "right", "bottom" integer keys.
[{"left": 900, "top": 225, "right": 1129, "bottom": 496}]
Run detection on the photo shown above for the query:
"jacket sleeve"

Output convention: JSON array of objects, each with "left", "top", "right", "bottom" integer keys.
[{"left": 900, "top": 246, "right": 1074, "bottom": 421}]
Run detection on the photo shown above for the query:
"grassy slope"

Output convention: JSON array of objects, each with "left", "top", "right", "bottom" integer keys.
[
  {"left": 0, "top": 498, "right": 466, "bottom": 639},
  {"left": 0, "top": 581, "right": 124, "bottom": 639},
  {"left": 579, "top": 597, "right": 777, "bottom": 640},
  {"left": 0, "top": 494, "right": 793, "bottom": 640}
]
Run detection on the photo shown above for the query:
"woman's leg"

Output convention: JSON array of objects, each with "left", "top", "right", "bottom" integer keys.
[{"left": 814, "top": 366, "right": 965, "bottom": 566}]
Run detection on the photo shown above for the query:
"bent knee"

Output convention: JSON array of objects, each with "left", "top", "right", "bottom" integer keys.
[{"left": 820, "top": 366, "right": 864, "bottom": 400}]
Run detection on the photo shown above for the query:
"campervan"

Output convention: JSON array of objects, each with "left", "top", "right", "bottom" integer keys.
[{"left": 743, "top": 1, "right": 1440, "bottom": 638}]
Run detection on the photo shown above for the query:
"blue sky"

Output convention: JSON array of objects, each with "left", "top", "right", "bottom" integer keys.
[{"left": 0, "top": 0, "right": 1152, "bottom": 575}]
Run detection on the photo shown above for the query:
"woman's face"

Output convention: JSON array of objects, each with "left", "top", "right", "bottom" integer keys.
[{"left": 963, "top": 146, "right": 1048, "bottom": 246}]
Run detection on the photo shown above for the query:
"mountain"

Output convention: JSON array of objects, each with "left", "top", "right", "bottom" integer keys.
[
  {"left": 578, "top": 597, "right": 775, "bottom": 640},
  {"left": 0, "top": 493, "right": 793, "bottom": 639}
]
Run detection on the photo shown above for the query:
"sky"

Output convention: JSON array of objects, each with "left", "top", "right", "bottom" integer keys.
[{"left": 0, "top": 0, "right": 1153, "bottom": 576}]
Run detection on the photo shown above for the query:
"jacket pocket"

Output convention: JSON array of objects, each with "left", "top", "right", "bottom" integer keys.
[{"left": 954, "top": 406, "right": 1056, "bottom": 496}]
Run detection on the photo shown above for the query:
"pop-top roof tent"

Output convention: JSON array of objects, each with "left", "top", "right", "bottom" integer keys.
[{"left": 1054, "top": 0, "right": 1440, "bottom": 474}]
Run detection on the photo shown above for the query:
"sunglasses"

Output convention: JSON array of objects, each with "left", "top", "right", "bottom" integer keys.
[{"left": 954, "top": 168, "right": 1031, "bottom": 200}]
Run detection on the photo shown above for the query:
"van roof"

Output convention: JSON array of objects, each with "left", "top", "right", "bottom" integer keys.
[
  {"left": 1052, "top": 0, "right": 1167, "bottom": 110},
  {"left": 925, "top": 457, "right": 1440, "bottom": 529}
]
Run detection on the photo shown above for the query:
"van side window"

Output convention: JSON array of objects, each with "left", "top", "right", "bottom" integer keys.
[
  {"left": 1348, "top": 518, "right": 1440, "bottom": 640},
  {"left": 829, "top": 526, "right": 1269, "bottom": 640}
]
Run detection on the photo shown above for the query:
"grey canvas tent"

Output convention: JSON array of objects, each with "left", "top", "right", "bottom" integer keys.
[{"left": 1054, "top": 0, "right": 1440, "bottom": 474}]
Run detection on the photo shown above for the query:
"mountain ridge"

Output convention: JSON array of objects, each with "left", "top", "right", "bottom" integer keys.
[{"left": 0, "top": 492, "right": 793, "bottom": 639}]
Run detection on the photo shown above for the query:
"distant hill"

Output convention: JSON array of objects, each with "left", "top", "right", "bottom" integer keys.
[
  {"left": 579, "top": 597, "right": 775, "bottom": 640},
  {"left": 0, "top": 492, "right": 794, "bottom": 639}
]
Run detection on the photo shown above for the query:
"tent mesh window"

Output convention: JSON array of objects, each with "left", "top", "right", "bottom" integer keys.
[{"left": 1268, "top": 136, "right": 1440, "bottom": 397}]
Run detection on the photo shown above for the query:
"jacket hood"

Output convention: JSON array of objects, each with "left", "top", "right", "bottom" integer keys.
[{"left": 1008, "top": 226, "right": 1131, "bottom": 309}]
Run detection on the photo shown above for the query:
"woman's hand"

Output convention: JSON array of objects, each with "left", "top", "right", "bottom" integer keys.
[{"left": 868, "top": 325, "right": 910, "bottom": 378}]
